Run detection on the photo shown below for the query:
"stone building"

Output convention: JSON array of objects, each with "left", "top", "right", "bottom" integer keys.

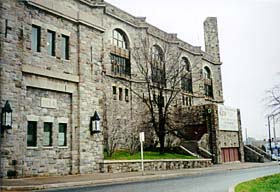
[{"left": 0, "top": 0, "right": 243, "bottom": 178}]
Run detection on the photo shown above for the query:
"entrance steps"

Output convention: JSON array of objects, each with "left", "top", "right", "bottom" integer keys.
[{"left": 244, "top": 144, "right": 271, "bottom": 163}]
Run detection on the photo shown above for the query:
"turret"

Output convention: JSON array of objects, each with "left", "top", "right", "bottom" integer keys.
[{"left": 204, "top": 17, "right": 220, "bottom": 62}]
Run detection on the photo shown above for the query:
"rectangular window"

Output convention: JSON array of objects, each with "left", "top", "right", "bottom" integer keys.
[
  {"left": 112, "top": 86, "right": 117, "bottom": 100},
  {"left": 119, "top": 88, "right": 123, "bottom": 101},
  {"left": 125, "top": 88, "right": 129, "bottom": 102},
  {"left": 58, "top": 123, "right": 67, "bottom": 146},
  {"left": 43, "top": 122, "right": 53, "bottom": 146},
  {"left": 188, "top": 97, "right": 192, "bottom": 106},
  {"left": 111, "top": 54, "right": 130, "bottom": 76},
  {"left": 31, "top": 25, "right": 41, "bottom": 52},
  {"left": 61, "top": 35, "right": 69, "bottom": 60},
  {"left": 47, "top": 30, "right": 56, "bottom": 56},
  {"left": 27, "top": 121, "right": 37, "bottom": 147}
]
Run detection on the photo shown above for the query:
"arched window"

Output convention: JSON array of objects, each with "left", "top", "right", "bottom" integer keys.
[
  {"left": 203, "top": 67, "right": 211, "bottom": 79},
  {"left": 113, "top": 29, "right": 128, "bottom": 49},
  {"left": 151, "top": 45, "right": 165, "bottom": 86},
  {"left": 111, "top": 29, "right": 130, "bottom": 77},
  {"left": 151, "top": 45, "right": 163, "bottom": 63},
  {"left": 203, "top": 66, "right": 213, "bottom": 98},
  {"left": 181, "top": 57, "right": 192, "bottom": 93}
]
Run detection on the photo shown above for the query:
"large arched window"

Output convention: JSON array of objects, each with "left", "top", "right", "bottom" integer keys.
[
  {"left": 111, "top": 29, "right": 130, "bottom": 77},
  {"left": 113, "top": 29, "right": 128, "bottom": 49},
  {"left": 151, "top": 45, "right": 165, "bottom": 86},
  {"left": 203, "top": 66, "right": 213, "bottom": 98},
  {"left": 181, "top": 57, "right": 192, "bottom": 93}
]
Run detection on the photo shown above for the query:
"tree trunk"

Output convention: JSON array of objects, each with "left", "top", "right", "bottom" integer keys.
[
  {"left": 159, "top": 130, "right": 165, "bottom": 154},
  {"left": 158, "top": 91, "right": 165, "bottom": 154}
]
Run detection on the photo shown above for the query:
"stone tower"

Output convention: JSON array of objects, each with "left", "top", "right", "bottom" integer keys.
[{"left": 204, "top": 17, "right": 220, "bottom": 62}]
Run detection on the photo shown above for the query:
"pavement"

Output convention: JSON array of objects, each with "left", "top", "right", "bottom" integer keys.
[{"left": 0, "top": 162, "right": 279, "bottom": 191}]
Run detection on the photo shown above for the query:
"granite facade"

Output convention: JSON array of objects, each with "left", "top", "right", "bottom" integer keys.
[{"left": 0, "top": 0, "right": 230, "bottom": 178}]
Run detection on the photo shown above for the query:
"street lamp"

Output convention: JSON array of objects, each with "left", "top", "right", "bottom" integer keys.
[
  {"left": 1, "top": 101, "right": 13, "bottom": 133},
  {"left": 90, "top": 111, "right": 100, "bottom": 135}
]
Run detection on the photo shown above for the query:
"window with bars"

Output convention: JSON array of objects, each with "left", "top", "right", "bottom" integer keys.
[
  {"left": 27, "top": 121, "right": 37, "bottom": 147},
  {"left": 111, "top": 29, "right": 130, "bottom": 77},
  {"left": 111, "top": 54, "right": 130, "bottom": 76},
  {"left": 31, "top": 25, "right": 41, "bottom": 52},
  {"left": 182, "top": 96, "right": 192, "bottom": 106}
]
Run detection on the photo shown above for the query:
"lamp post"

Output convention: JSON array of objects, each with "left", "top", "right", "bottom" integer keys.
[
  {"left": 1, "top": 101, "right": 13, "bottom": 134},
  {"left": 90, "top": 111, "right": 101, "bottom": 135}
]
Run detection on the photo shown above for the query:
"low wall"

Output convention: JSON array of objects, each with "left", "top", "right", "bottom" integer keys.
[{"left": 100, "top": 159, "right": 212, "bottom": 173}]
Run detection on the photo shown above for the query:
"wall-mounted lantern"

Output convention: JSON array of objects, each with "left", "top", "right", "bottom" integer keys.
[
  {"left": 90, "top": 111, "right": 100, "bottom": 135},
  {"left": 1, "top": 101, "right": 13, "bottom": 133}
]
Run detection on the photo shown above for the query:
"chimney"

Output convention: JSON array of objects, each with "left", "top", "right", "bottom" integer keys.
[{"left": 204, "top": 17, "right": 220, "bottom": 62}]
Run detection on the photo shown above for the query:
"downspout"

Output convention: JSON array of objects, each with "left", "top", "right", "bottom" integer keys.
[{"left": 76, "top": 19, "right": 82, "bottom": 174}]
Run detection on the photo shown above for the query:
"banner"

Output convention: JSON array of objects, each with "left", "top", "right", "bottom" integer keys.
[{"left": 218, "top": 105, "right": 239, "bottom": 131}]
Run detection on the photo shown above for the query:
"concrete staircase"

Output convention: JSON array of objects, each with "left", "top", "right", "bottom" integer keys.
[
  {"left": 247, "top": 144, "right": 271, "bottom": 160},
  {"left": 244, "top": 144, "right": 271, "bottom": 163},
  {"left": 179, "top": 141, "right": 213, "bottom": 159}
]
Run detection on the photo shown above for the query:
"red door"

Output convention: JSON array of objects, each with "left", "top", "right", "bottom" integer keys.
[{"left": 222, "top": 148, "right": 240, "bottom": 163}]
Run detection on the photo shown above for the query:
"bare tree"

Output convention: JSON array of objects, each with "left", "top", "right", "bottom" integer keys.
[
  {"left": 131, "top": 38, "right": 196, "bottom": 154},
  {"left": 267, "top": 84, "right": 280, "bottom": 116}
]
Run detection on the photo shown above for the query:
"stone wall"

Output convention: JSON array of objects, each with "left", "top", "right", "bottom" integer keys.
[{"left": 100, "top": 159, "right": 212, "bottom": 173}]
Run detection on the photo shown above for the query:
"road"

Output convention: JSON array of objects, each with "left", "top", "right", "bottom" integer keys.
[{"left": 44, "top": 165, "right": 280, "bottom": 192}]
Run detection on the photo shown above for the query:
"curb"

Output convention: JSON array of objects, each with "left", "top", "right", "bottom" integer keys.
[
  {"left": 1, "top": 172, "right": 200, "bottom": 191},
  {"left": 1, "top": 163, "right": 278, "bottom": 191},
  {"left": 228, "top": 184, "right": 236, "bottom": 192},
  {"left": 228, "top": 163, "right": 280, "bottom": 192}
]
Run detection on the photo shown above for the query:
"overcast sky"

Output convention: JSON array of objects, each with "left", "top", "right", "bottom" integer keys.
[{"left": 106, "top": 0, "right": 280, "bottom": 140}]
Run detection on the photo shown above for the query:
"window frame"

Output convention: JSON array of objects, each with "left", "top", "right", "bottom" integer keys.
[
  {"left": 27, "top": 121, "right": 37, "bottom": 147},
  {"left": 61, "top": 34, "right": 69, "bottom": 60},
  {"left": 151, "top": 45, "right": 165, "bottom": 86},
  {"left": 31, "top": 25, "right": 41, "bottom": 52},
  {"left": 203, "top": 66, "right": 214, "bottom": 98},
  {"left": 112, "top": 86, "right": 117, "bottom": 100},
  {"left": 125, "top": 88, "right": 129, "bottom": 102},
  {"left": 111, "top": 54, "right": 131, "bottom": 77},
  {"left": 113, "top": 29, "right": 127, "bottom": 49},
  {"left": 58, "top": 123, "right": 67, "bottom": 147},
  {"left": 181, "top": 57, "right": 193, "bottom": 93},
  {"left": 47, "top": 30, "right": 56, "bottom": 56},
  {"left": 119, "top": 87, "right": 123, "bottom": 101},
  {"left": 43, "top": 122, "right": 53, "bottom": 147}
]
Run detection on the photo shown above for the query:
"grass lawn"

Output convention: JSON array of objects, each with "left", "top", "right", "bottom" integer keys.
[
  {"left": 235, "top": 173, "right": 280, "bottom": 192},
  {"left": 104, "top": 151, "right": 197, "bottom": 160}
]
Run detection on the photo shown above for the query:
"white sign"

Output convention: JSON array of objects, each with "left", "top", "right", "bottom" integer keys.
[
  {"left": 218, "top": 105, "right": 239, "bottom": 131},
  {"left": 139, "top": 132, "right": 145, "bottom": 174},
  {"left": 41, "top": 98, "right": 57, "bottom": 109},
  {"left": 139, "top": 132, "right": 145, "bottom": 142}
]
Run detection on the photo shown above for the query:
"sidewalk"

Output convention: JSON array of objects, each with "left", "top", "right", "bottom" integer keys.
[{"left": 1, "top": 162, "right": 278, "bottom": 191}]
